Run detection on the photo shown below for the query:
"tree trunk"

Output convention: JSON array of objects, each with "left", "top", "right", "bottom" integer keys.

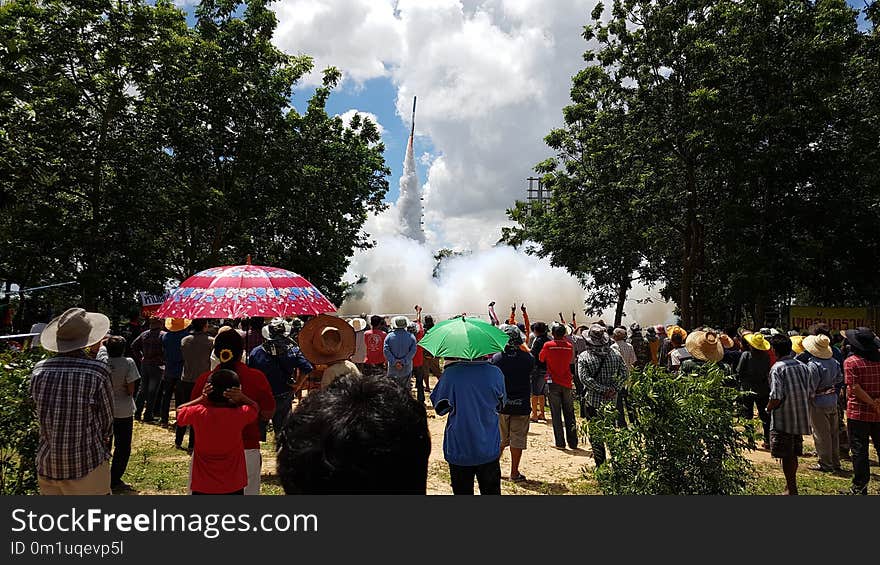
[{"left": 613, "top": 276, "right": 631, "bottom": 328}]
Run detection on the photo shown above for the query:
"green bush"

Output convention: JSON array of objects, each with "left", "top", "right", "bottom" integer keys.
[
  {"left": 0, "top": 349, "right": 44, "bottom": 494},
  {"left": 587, "top": 364, "right": 755, "bottom": 495}
]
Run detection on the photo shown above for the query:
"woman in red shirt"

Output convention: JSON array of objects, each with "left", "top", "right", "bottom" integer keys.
[{"left": 178, "top": 370, "right": 258, "bottom": 495}]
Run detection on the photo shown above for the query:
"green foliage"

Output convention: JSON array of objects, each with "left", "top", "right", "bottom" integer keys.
[
  {"left": 0, "top": 0, "right": 389, "bottom": 318},
  {"left": 507, "top": 0, "right": 880, "bottom": 328},
  {"left": 589, "top": 364, "right": 754, "bottom": 495},
  {"left": 0, "top": 349, "right": 43, "bottom": 494}
]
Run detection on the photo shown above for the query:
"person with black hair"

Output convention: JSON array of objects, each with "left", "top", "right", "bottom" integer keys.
[
  {"left": 362, "top": 315, "right": 388, "bottom": 378},
  {"left": 103, "top": 336, "right": 140, "bottom": 491},
  {"left": 529, "top": 321, "right": 550, "bottom": 422},
  {"left": 190, "top": 328, "right": 275, "bottom": 495},
  {"left": 422, "top": 315, "right": 443, "bottom": 385},
  {"left": 766, "top": 333, "right": 813, "bottom": 495},
  {"left": 177, "top": 371, "right": 259, "bottom": 495},
  {"left": 491, "top": 325, "right": 535, "bottom": 482},
  {"left": 277, "top": 374, "right": 430, "bottom": 494}
]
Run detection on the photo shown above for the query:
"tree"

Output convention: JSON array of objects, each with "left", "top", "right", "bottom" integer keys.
[
  {"left": 507, "top": 0, "right": 877, "bottom": 329},
  {"left": 0, "top": 0, "right": 389, "bottom": 320}
]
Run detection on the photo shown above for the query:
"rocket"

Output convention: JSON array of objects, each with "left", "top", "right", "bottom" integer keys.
[{"left": 408, "top": 96, "right": 417, "bottom": 152}]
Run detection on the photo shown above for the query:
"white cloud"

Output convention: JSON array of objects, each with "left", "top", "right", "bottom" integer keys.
[
  {"left": 336, "top": 109, "right": 385, "bottom": 136},
  {"left": 273, "top": 0, "right": 600, "bottom": 249}
]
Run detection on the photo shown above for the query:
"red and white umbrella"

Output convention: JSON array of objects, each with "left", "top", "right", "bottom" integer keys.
[{"left": 155, "top": 261, "right": 336, "bottom": 319}]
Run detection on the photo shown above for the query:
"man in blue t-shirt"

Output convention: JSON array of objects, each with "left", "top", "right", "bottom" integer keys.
[{"left": 430, "top": 359, "right": 506, "bottom": 495}]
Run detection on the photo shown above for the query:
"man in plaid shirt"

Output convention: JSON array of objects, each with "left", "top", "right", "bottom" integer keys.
[
  {"left": 766, "top": 334, "right": 813, "bottom": 496},
  {"left": 30, "top": 308, "right": 113, "bottom": 495},
  {"left": 842, "top": 328, "right": 880, "bottom": 495},
  {"left": 577, "top": 324, "right": 628, "bottom": 467}
]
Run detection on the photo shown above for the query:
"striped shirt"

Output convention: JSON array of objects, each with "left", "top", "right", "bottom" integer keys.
[
  {"left": 769, "top": 357, "right": 813, "bottom": 435},
  {"left": 578, "top": 349, "right": 628, "bottom": 409},
  {"left": 30, "top": 355, "right": 113, "bottom": 480}
]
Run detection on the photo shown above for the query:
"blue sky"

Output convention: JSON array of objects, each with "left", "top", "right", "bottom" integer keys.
[{"left": 290, "top": 78, "right": 434, "bottom": 204}]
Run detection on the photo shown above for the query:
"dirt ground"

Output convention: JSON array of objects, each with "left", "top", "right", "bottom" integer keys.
[{"left": 126, "top": 375, "right": 878, "bottom": 495}]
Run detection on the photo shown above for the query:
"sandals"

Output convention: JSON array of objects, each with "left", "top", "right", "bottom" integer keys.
[{"left": 510, "top": 474, "right": 527, "bottom": 483}]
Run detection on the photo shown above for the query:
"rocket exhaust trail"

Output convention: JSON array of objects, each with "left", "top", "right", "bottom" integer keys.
[{"left": 398, "top": 95, "right": 425, "bottom": 243}]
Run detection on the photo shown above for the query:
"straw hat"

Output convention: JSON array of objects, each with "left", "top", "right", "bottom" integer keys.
[
  {"left": 40, "top": 308, "right": 110, "bottom": 353},
  {"left": 803, "top": 334, "right": 833, "bottom": 359},
  {"left": 391, "top": 316, "right": 410, "bottom": 329},
  {"left": 719, "top": 333, "right": 734, "bottom": 349},
  {"left": 165, "top": 318, "right": 192, "bottom": 332},
  {"left": 685, "top": 330, "right": 724, "bottom": 362},
  {"left": 666, "top": 325, "right": 688, "bottom": 341},
  {"left": 348, "top": 317, "right": 368, "bottom": 332},
  {"left": 790, "top": 335, "right": 805, "bottom": 355},
  {"left": 299, "top": 314, "right": 356, "bottom": 365},
  {"left": 743, "top": 332, "right": 771, "bottom": 351}
]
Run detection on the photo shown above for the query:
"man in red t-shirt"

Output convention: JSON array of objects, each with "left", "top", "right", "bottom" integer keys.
[
  {"left": 192, "top": 359, "right": 274, "bottom": 495},
  {"left": 178, "top": 370, "right": 258, "bottom": 495},
  {"left": 363, "top": 315, "right": 388, "bottom": 378},
  {"left": 539, "top": 324, "right": 577, "bottom": 449}
]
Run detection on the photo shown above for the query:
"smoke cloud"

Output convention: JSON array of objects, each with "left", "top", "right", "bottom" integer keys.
[
  {"left": 396, "top": 136, "right": 425, "bottom": 243},
  {"left": 339, "top": 234, "right": 675, "bottom": 327}
]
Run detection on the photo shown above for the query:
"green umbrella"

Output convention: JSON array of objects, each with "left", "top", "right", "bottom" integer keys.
[{"left": 417, "top": 316, "right": 510, "bottom": 360}]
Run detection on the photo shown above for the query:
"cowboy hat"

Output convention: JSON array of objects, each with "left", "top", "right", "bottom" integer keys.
[
  {"left": 743, "top": 332, "right": 771, "bottom": 351},
  {"left": 165, "top": 318, "right": 192, "bottom": 332},
  {"left": 842, "top": 327, "right": 880, "bottom": 354},
  {"left": 348, "top": 317, "right": 368, "bottom": 332},
  {"left": 391, "top": 316, "right": 410, "bottom": 329},
  {"left": 299, "top": 314, "right": 356, "bottom": 365},
  {"left": 40, "top": 308, "right": 110, "bottom": 353},
  {"left": 790, "top": 335, "right": 805, "bottom": 355},
  {"left": 262, "top": 317, "right": 291, "bottom": 340},
  {"left": 803, "top": 334, "right": 833, "bottom": 359},
  {"left": 685, "top": 330, "right": 724, "bottom": 362}
]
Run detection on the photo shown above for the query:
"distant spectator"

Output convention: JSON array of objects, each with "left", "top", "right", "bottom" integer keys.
[
  {"left": 103, "top": 336, "right": 140, "bottom": 491},
  {"left": 540, "top": 324, "right": 577, "bottom": 449},
  {"left": 841, "top": 328, "right": 880, "bottom": 495},
  {"left": 178, "top": 319, "right": 213, "bottom": 451},
  {"left": 131, "top": 317, "right": 165, "bottom": 422},
  {"left": 363, "top": 315, "right": 388, "bottom": 378},
  {"left": 384, "top": 316, "right": 417, "bottom": 390},
  {"left": 491, "top": 325, "right": 535, "bottom": 482},
  {"left": 158, "top": 318, "right": 190, "bottom": 425}
]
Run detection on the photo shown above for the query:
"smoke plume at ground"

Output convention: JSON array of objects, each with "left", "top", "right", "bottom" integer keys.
[{"left": 339, "top": 235, "right": 674, "bottom": 327}]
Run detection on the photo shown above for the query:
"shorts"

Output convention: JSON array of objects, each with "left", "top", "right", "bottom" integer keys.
[
  {"left": 500, "top": 414, "right": 530, "bottom": 450},
  {"left": 530, "top": 371, "right": 548, "bottom": 396},
  {"left": 770, "top": 430, "right": 803, "bottom": 458}
]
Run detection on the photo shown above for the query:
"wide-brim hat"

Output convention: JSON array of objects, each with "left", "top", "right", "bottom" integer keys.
[
  {"left": 790, "top": 335, "right": 805, "bottom": 355},
  {"left": 685, "top": 330, "right": 724, "bottom": 362},
  {"left": 743, "top": 332, "right": 771, "bottom": 351},
  {"left": 392, "top": 315, "right": 410, "bottom": 329},
  {"left": 843, "top": 327, "right": 880, "bottom": 354},
  {"left": 803, "top": 334, "right": 833, "bottom": 359},
  {"left": 666, "top": 325, "right": 688, "bottom": 341},
  {"left": 262, "top": 317, "right": 291, "bottom": 340},
  {"left": 40, "top": 307, "right": 110, "bottom": 353},
  {"left": 348, "top": 317, "right": 368, "bottom": 332},
  {"left": 165, "top": 318, "right": 192, "bottom": 332},
  {"left": 299, "top": 314, "right": 356, "bottom": 365}
]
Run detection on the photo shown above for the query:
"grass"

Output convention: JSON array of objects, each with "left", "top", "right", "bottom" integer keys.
[{"left": 122, "top": 417, "right": 879, "bottom": 496}]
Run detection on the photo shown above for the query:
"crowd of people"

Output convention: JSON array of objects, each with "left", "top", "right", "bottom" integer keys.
[{"left": 22, "top": 302, "right": 880, "bottom": 496}]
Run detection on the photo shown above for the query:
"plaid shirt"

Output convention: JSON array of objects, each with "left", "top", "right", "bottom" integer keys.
[
  {"left": 844, "top": 354, "right": 880, "bottom": 422},
  {"left": 131, "top": 329, "right": 165, "bottom": 365},
  {"left": 30, "top": 355, "right": 113, "bottom": 480},
  {"left": 769, "top": 357, "right": 813, "bottom": 435},
  {"left": 577, "top": 349, "right": 628, "bottom": 409}
]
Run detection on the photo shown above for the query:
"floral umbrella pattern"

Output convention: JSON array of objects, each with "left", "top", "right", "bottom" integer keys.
[{"left": 156, "top": 264, "right": 337, "bottom": 319}]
